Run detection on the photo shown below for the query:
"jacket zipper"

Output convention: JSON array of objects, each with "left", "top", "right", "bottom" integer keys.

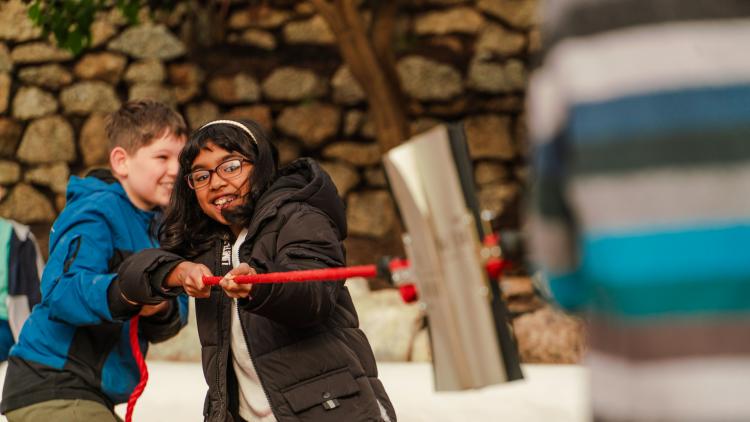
[
  {"left": 215, "top": 239, "right": 226, "bottom": 419},
  {"left": 237, "top": 303, "right": 277, "bottom": 420},
  {"left": 231, "top": 232, "right": 277, "bottom": 420}
]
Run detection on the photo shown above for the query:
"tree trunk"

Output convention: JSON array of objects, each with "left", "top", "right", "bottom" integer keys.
[{"left": 311, "top": 0, "right": 409, "bottom": 153}]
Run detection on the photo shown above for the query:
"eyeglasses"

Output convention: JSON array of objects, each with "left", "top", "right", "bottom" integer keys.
[{"left": 186, "top": 158, "right": 251, "bottom": 190}]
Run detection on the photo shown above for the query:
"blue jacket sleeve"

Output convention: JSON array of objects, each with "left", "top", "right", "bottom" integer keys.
[{"left": 43, "top": 215, "right": 119, "bottom": 326}]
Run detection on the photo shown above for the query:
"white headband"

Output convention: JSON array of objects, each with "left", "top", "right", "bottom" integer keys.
[{"left": 198, "top": 119, "right": 258, "bottom": 144}]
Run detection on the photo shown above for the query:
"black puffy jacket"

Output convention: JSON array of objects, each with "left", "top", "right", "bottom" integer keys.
[{"left": 121, "top": 159, "right": 396, "bottom": 422}]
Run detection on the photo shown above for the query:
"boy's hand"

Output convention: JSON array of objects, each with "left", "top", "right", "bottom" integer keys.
[
  {"left": 139, "top": 301, "right": 169, "bottom": 317},
  {"left": 220, "top": 263, "right": 255, "bottom": 299},
  {"left": 177, "top": 262, "right": 213, "bottom": 298}
]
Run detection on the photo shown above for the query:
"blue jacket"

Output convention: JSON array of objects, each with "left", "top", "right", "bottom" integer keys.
[{"left": 1, "top": 171, "right": 188, "bottom": 412}]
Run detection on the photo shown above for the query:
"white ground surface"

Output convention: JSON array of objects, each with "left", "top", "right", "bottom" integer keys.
[{"left": 0, "top": 361, "right": 590, "bottom": 421}]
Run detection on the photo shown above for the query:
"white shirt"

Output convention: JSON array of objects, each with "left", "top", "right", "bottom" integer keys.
[{"left": 230, "top": 228, "right": 277, "bottom": 421}]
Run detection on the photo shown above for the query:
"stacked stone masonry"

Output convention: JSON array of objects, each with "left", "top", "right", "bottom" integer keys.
[{"left": 0, "top": 0, "right": 583, "bottom": 363}]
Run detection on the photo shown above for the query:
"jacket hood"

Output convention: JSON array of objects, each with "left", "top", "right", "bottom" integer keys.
[
  {"left": 65, "top": 169, "right": 157, "bottom": 225},
  {"left": 66, "top": 168, "right": 127, "bottom": 204},
  {"left": 248, "top": 158, "right": 347, "bottom": 240}
]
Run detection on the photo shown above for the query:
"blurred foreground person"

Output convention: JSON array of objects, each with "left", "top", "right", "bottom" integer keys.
[{"left": 528, "top": 2, "right": 750, "bottom": 421}]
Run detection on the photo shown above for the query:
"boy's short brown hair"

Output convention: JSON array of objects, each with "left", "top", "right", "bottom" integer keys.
[{"left": 105, "top": 100, "right": 188, "bottom": 154}]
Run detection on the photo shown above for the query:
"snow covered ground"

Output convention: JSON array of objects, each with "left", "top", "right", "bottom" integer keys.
[{"left": 0, "top": 361, "right": 590, "bottom": 421}]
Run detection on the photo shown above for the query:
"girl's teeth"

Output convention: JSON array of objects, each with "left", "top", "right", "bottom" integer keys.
[{"left": 215, "top": 196, "right": 235, "bottom": 206}]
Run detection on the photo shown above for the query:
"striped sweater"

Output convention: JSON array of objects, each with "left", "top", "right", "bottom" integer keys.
[{"left": 528, "top": 1, "right": 750, "bottom": 420}]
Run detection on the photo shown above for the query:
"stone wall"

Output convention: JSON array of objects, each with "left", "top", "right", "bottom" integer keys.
[
  {"left": 0, "top": 0, "right": 585, "bottom": 363},
  {"left": 0, "top": 0, "right": 534, "bottom": 261}
]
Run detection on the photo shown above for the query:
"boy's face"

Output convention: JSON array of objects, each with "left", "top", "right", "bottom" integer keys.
[{"left": 118, "top": 131, "right": 186, "bottom": 210}]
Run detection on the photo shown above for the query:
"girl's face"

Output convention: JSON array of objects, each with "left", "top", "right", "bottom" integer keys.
[{"left": 189, "top": 141, "right": 253, "bottom": 233}]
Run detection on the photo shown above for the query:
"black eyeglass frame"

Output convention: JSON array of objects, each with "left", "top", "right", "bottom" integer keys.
[{"left": 185, "top": 158, "right": 252, "bottom": 190}]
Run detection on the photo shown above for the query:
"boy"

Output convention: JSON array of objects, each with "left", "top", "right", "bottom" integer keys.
[{"left": 1, "top": 100, "right": 189, "bottom": 421}]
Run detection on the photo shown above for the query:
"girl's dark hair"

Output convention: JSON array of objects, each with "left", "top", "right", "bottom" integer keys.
[{"left": 159, "top": 119, "right": 279, "bottom": 257}]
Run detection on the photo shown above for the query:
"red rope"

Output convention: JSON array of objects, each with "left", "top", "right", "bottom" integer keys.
[
  {"left": 202, "top": 264, "right": 379, "bottom": 285},
  {"left": 124, "top": 266, "right": 376, "bottom": 421},
  {"left": 126, "top": 316, "right": 148, "bottom": 422},
  {"left": 126, "top": 257, "right": 503, "bottom": 420}
]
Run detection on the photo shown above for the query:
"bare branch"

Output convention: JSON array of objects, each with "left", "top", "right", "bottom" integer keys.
[
  {"left": 309, "top": 0, "right": 341, "bottom": 30},
  {"left": 371, "top": 0, "right": 403, "bottom": 103},
  {"left": 312, "top": 0, "right": 409, "bottom": 151},
  {"left": 371, "top": 0, "right": 399, "bottom": 56}
]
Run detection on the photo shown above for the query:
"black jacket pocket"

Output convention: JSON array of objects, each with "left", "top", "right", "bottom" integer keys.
[{"left": 281, "top": 367, "right": 360, "bottom": 413}]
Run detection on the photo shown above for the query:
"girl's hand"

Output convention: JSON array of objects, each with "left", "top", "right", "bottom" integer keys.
[
  {"left": 176, "top": 262, "right": 213, "bottom": 298},
  {"left": 220, "top": 263, "right": 256, "bottom": 299}
]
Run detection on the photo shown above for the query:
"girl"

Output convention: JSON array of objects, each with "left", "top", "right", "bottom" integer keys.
[{"left": 118, "top": 119, "right": 395, "bottom": 422}]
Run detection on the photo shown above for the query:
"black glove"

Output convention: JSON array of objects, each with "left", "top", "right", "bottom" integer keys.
[
  {"left": 117, "top": 275, "right": 164, "bottom": 306},
  {"left": 117, "top": 249, "right": 184, "bottom": 305},
  {"left": 107, "top": 278, "right": 142, "bottom": 320}
]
